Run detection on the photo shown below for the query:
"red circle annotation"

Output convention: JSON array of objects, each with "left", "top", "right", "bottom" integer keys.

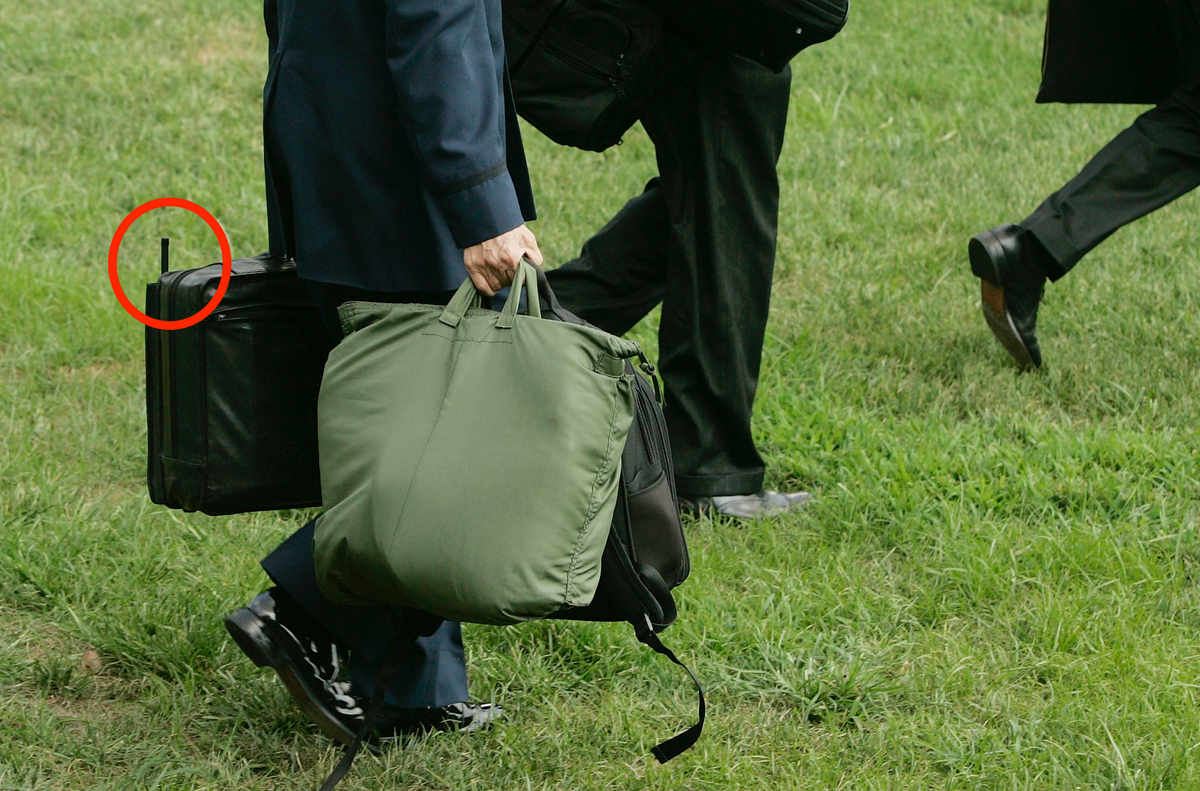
[{"left": 108, "top": 197, "right": 232, "bottom": 330}]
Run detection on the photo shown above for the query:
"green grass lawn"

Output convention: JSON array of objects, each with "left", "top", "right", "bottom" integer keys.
[{"left": 4, "top": 0, "right": 1200, "bottom": 788}]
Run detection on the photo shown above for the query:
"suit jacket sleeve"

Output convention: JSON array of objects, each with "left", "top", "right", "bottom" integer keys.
[{"left": 384, "top": 0, "right": 525, "bottom": 249}]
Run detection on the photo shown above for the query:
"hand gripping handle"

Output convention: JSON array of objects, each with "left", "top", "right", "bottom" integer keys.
[{"left": 438, "top": 258, "right": 542, "bottom": 329}]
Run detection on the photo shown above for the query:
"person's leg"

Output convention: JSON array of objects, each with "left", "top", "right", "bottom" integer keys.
[
  {"left": 545, "top": 180, "right": 672, "bottom": 334},
  {"left": 640, "top": 54, "right": 792, "bottom": 498},
  {"left": 260, "top": 520, "right": 469, "bottom": 708},
  {"left": 234, "top": 280, "right": 476, "bottom": 728},
  {"left": 971, "top": 0, "right": 1200, "bottom": 370},
  {"left": 1021, "top": 0, "right": 1200, "bottom": 278}
]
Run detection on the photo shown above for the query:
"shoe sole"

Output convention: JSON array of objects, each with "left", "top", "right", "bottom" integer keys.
[
  {"left": 970, "top": 230, "right": 1040, "bottom": 371},
  {"left": 225, "top": 608, "right": 360, "bottom": 747}
]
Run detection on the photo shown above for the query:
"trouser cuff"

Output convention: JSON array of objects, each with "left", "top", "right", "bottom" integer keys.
[
  {"left": 675, "top": 469, "right": 765, "bottom": 498},
  {"left": 1021, "top": 217, "right": 1079, "bottom": 282}
]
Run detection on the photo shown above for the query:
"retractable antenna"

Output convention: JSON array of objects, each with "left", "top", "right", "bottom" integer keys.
[{"left": 160, "top": 238, "right": 170, "bottom": 274}]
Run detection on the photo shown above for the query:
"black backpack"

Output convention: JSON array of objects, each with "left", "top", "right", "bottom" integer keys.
[
  {"left": 503, "top": 0, "right": 692, "bottom": 152},
  {"left": 543, "top": 271, "right": 704, "bottom": 764},
  {"left": 650, "top": 0, "right": 851, "bottom": 72},
  {"left": 319, "top": 269, "right": 702, "bottom": 790}
]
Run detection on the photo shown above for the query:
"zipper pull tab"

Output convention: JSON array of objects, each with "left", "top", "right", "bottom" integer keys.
[{"left": 637, "top": 352, "right": 663, "bottom": 405}]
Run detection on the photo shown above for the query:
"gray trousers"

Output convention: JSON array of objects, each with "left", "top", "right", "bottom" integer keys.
[
  {"left": 1023, "top": 0, "right": 1200, "bottom": 279},
  {"left": 547, "top": 54, "right": 793, "bottom": 497}
]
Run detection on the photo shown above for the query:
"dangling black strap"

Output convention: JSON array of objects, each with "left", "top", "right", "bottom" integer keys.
[
  {"left": 635, "top": 616, "right": 705, "bottom": 763},
  {"left": 317, "top": 636, "right": 405, "bottom": 791},
  {"left": 317, "top": 611, "right": 442, "bottom": 791}
]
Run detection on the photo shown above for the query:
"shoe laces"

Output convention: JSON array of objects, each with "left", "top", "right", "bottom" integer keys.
[
  {"left": 328, "top": 679, "right": 364, "bottom": 718},
  {"left": 276, "top": 622, "right": 363, "bottom": 716}
]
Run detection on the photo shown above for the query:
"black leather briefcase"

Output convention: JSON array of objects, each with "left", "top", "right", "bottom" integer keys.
[
  {"left": 650, "top": 0, "right": 850, "bottom": 73},
  {"left": 145, "top": 251, "right": 329, "bottom": 516}
]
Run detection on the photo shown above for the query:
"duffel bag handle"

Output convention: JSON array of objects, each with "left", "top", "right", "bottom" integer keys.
[
  {"left": 497, "top": 258, "right": 542, "bottom": 328},
  {"left": 439, "top": 258, "right": 543, "bottom": 329},
  {"left": 439, "top": 278, "right": 484, "bottom": 328}
]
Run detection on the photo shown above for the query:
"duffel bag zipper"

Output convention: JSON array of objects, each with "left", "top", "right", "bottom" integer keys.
[
  {"left": 505, "top": 3, "right": 629, "bottom": 94},
  {"left": 633, "top": 386, "right": 660, "bottom": 468},
  {"left": 633, "top": 357, "right": 676, "bottom": 494}
]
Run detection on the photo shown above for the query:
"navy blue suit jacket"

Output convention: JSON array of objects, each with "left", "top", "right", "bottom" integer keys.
[{"left": 263, "top": 0, "right": 536, "bottom": 292}]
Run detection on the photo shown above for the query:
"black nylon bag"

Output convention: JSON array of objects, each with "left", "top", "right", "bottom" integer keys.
[
  {"left": 504, "top": 0, "right": 692, "bottom": 152},
  {"left": 533, "top": 267, "right": 689, "bottom": 631},
  {"left": 1037, "top": 0, "right": 1180, "bottom": 104},
  {"left": 651, "top": 0, "right": 850, "bottom": 73},
  {"left": 549, "top": 367, "right": 689, "bottom": 629},
  {"left": 145, "top": 252, "right": 329, "bottom": 516},
  {"left": 536, "top": 269, "right": 703, "bottom": 763}
]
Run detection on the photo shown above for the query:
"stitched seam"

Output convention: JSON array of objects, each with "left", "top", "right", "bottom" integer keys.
[
  {"left": 592, "top": 353, "right": 624, "bottom": 377},
  {"left": 382, "top": 339, "right": 459, "bottom": 563},
  {"left": 434, "top": 160, "right": 507, "bottom": 197},
  {"left": 419, "top": 332, "right": 514, "bottom": 345},
  {"left": 563, "top": 380, "right": 624, "bottom": 605}
]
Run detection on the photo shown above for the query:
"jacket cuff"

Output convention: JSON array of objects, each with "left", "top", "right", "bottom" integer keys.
[{"left": 436, "top": 165, "right": 526, "bottom": 249}]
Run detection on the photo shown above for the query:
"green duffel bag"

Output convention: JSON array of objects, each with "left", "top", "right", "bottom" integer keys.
[{"left": 313, "top": 261, "right": 642, "bottom": 625}]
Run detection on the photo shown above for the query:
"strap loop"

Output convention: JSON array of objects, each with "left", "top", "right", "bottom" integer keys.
[
  {"left": 636, "top": 616, "right": 706, "bottom": 764},
  {"left": 439, "top": 277, "right": 484, "bottom": 328}
]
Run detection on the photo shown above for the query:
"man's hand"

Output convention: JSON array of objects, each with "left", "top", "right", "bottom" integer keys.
[{"left": 463, "top": 224, "right": 543, "bottom": 296}]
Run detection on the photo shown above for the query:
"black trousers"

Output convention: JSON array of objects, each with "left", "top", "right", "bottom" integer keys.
[
  {"left": 260, "top": 282, "right": 470, "bottom": 709},
  {"left": 1023, "top": 0, "right": 1200, "bottom": 279},
  {"left": 546, "top": 55, "right": 792, "bottom": 497}
]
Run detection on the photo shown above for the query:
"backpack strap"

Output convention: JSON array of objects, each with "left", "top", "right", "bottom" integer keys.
[
  {"left": 317, "top": 637, "right": 405, "bottom": 791},
  {"left": 603, "top": 484, "right": 705, "bottom": 761},
  {"left": 634, "top": 614, "right": 706, "bottom": 763},
  {"left": 317, "top": 610, "right": 443, "bottom": 791}
]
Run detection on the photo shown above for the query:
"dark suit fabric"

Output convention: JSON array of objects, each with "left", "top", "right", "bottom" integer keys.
[
  {"left": 1037, "top": 0, "right": 1179, "bottom": 104},
  {"left": 546, "top": 55, "right": 791, "bottom": 497},
  {"left": 1023, "top": 0, "right": 1200, "bottom": 278},
  {"left": 263, "top": 0, "right": 535, "bottom": 292}
]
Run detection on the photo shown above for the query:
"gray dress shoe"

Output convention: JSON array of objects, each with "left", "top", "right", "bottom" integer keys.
[
  {"left": 680, "top": 489, "right": 812, "bottom": 518},
  {"left": 375, "top": 701, "right": 503, "bottom": 740}
]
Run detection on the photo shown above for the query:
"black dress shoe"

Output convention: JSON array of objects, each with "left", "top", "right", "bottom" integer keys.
[
  {"left": 968, "top": 224, "right": 1047, "bottom": 370},
  {"left": 226, "top": 589, "right": 362, "bottom": 745},
  {"left": 229, "top": 590, "right": 503, "bottom": 749}
]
